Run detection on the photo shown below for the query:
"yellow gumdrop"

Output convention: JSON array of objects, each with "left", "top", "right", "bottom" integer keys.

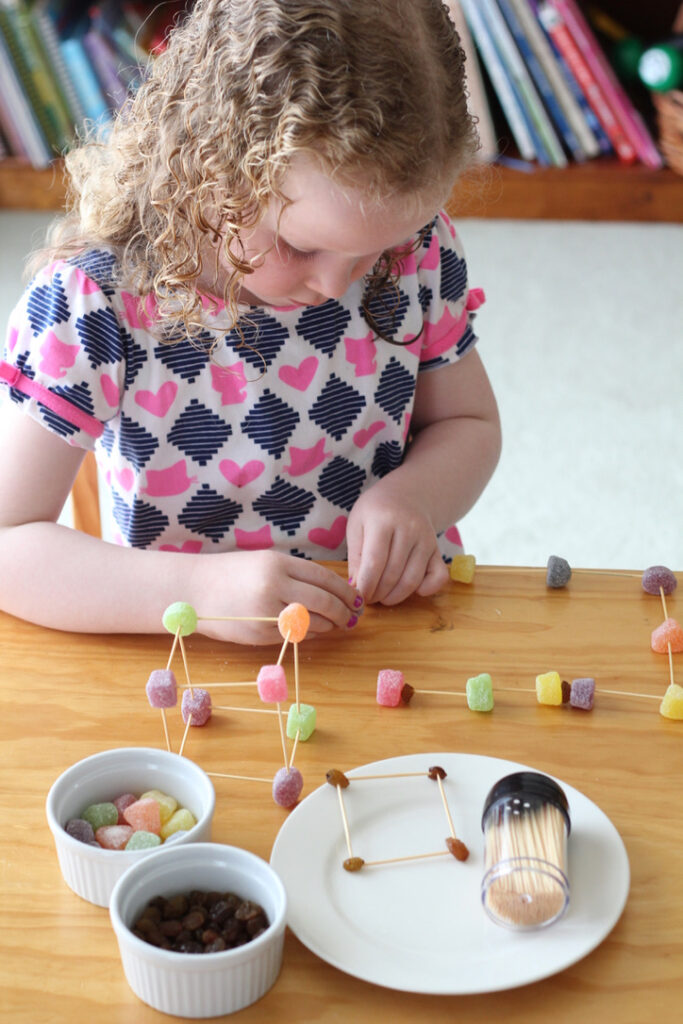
[
  {"left": 535, "top": 671, "right": 563, "bottom": 706},
  {"left": 160, "top": 807, "right": 197, "bottom": 840},
  {"left": 141, "top": 789, "right": 178, "bottom": 825},
  {"left": 278, "top": 603, "right": 310, "bottom": 642},
  {"left": 660, "top": 683, "right": 683, "bottom": 720},
  {"left": 449, "top": 554, "right": 476, "bottom": 584}
]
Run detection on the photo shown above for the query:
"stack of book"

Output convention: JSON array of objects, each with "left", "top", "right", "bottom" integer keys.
[
  {"left": 0, "top": 0, "right": 183, "bottom": 169},
  {"left": 450, "top": 0, "right": 663, "bottom": 168}
]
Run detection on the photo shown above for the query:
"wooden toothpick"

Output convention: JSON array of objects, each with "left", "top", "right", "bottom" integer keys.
[
  {"left": 336, "top": 784, "right": 354, "bottom": 858},
  {"left": 213, "top": 704, "right": 278, "bottom": 715},
  {"left": 294, "top": 640, "right": 300, "bottom": 712},
  {"left": 195, "top": 614, "right": 279, "bottom": 623},
  {"left": 166, "top": 628, "right": 180, "bottom": 671},
  {"left": 177, "top": 634, "right": 194, "bottom": 696},
  {"left": 178, "top": 712, "right": 193, "bottom": 758},
  {"left": 288, "top": 729, "right": 301, "bottom": 769},
  {"left": 160, "top": 708, "right": 171, "bottom": 753},
  {"left": 207, "top": 771, "right": 272, "bottom": 784},
  {"left": 660, "top": 587, "right": 669, "bottom": 620},
  {"left": 435, "top": 774, "right": 456, "bottom": 838},
  {"left": 276, "top": 703, "right": 288, "bottom": 767},
  {"left": 277, "top": 630, "right": 291, "bottom": 666}
]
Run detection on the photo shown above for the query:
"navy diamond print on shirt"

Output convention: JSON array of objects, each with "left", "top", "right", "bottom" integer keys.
[
  {"left": 439, "top": 247, "right": 467, "bottom": 303},
  {"left": 309, "top": 374, "right": 365, "bottom": 441},
  {"left": 241, "top": 389, "right": 299, "bottom": 459},
  {"left": 154, "top": 338, "right": 210, "bottom": 383},
  {"left": 374, "top": 357, "right": 414, "bottom": 425},
  {"left": 178, "top": 484, "right": 243, "bottom": 542},
  {"left": 167, "top": 399, "right": 231, "bottom": 466},
  {"left": 122, "top": 330, "right": 148, "bottom": 389},
  {"left": 112, "top": 492, "right": 169, "bottom": 548},
  {"left": 296, "top": 300, "right": 352, "bottom": 357},
  {"left": 68, "top": 250, "right": 117, "bottom": 296},
  {"left": 118, "top": 412, "right": 159, "bottom": 470},
  {"left": 224, "top": 309, "right": 289, "bottom": 370},
  {"left": 252, "top": 476, "right": 316, "bottom": 536},
  {"left": 418, "top": 284, "right": 432, "bottom": 314},
  {"left": 317, "top": 457, "right": 366, "bottom": 512},
  {"left": 27, "top": 273, "right": 70, "bottom": 336},
  {"left": 41, "top": 381, "right": 96, "bottom": 439},
  {"left": 362, "top": 285, "right": 410, "bottom": 339},
  {"left": 372, "top": 440, "right": 403, "bottom": 478},
  {"left": 76, "top": 307, "right": 125, "bottom": 368}
]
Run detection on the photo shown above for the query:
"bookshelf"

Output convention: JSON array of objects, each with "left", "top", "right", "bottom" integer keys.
[{"left": 0, "top": 1, "right": 682, "bottom": 222}]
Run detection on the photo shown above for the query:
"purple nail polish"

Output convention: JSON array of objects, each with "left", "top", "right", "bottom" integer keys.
[
  {"left": 353, "top": 595, "right": 364, "bottom": 609},
  {"left": 348, "top": 576, "right": 356, "bottom": 587},
  {"left": 346, "top": 615, "right": 358, "bottom": 629}
]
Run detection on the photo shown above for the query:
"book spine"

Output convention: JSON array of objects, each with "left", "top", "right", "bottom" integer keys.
[
  {"left": 460, "top": 0, "right": 538, "bottom": 160},
  {"left": 10, "top": 2, "right": 74, "bottom": 150},
  {"left": 497, "top": 0, "right": 584, "bottom": 160},
  {"left": 82, "top": 27, "right": 129, "bottom": 111},
  {"left": 480, "top": 0, "right": 567, "bottom": 166},
  {"left": 59, "top": 33, "right": 111, "bottom": 125},
  {"left": 0, "top": 5, "right": 58, "bottom": 155},
  {"left": 0, "top": 25, "right": 52, "bottom": 165},
  {"left": 32, "top": 3, "right": 88, "bottom": 129},
  {"left": 537, "top": 2, "right": 636, "bottom": 163},
  {"left": 550, "top": 0, "right": 662, "bottom": 169}
]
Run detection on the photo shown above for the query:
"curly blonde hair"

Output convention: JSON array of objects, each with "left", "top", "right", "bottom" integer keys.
[{"left": 37, "top": 0, "right": 479, "bottom": 344}]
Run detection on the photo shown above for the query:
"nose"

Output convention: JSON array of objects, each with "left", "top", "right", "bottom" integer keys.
[{"left": 306, "top": 256, "right": 353, "bottom": 301}]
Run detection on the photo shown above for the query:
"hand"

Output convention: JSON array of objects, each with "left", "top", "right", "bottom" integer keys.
[
  {"left": 189, "top": 550, "right": 362, "bottom": 645},
  {"left": 346, "top": 478, "right": 449, "bottom": 606}
]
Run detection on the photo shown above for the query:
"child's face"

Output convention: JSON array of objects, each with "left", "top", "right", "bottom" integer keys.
[{"left": 233, "top": 157, "right": 442, "bottom": 308}]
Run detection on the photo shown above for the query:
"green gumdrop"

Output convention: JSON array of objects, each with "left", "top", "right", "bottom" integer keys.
[
  {"left": 162, "top": 601, "right": 198, "bottom": 636},
  {"left": 125, "top": 830, "right": 162, "bottom": 851},
  {"left": 465, "top": 673, "right": 494, "bottom": 712},
  {"left": 81, "top": 802, "right": 118, "bottom": 830},
  {"left": 286, "top": 702, "right": 316, "bottom": 741}
]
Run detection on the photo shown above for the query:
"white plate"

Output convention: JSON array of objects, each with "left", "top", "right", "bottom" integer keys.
[{"left": 270, "top": 752, "right": 629, "bottom": 994}]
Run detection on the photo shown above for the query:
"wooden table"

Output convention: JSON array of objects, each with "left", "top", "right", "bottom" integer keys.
[{"left": 1, "top": 565, "right": 681, "bottom": 1022}]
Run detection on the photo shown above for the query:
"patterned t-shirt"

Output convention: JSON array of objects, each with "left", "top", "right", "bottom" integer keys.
[{"left": 1, "top": 211, "right": 482, "bottom": 561}]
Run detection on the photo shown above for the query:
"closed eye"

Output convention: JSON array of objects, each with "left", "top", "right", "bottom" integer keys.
[{"left": 280, "top": 239, "right": 318, "bottom": 262}]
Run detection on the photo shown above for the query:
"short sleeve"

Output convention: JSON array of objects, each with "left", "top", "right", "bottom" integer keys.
[
  {"left": 414, "top": 210, "right": 484, "bottom": 372},
  {"left": 0, "top": 256, "right": 130, "bottom": 450}
]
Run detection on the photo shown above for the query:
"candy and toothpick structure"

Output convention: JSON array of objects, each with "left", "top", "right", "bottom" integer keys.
[
  {"left": 326, "top": 765, "right": 469, "bottom": 872},
  {"left": 145, "top": 601, "right": 315, "bottom": 807}
]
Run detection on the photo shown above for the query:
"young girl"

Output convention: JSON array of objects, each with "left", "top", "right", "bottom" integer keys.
[{"left": 0, "top": 0, "right": 500, "bottom": 645}]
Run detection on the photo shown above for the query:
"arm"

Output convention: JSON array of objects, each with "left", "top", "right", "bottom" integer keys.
[
  {"left": 0, "top": 402, "right": 360, "bottom": 643},
  {"left": 345, "top": 347, "right": 501, "bottom": 604}
]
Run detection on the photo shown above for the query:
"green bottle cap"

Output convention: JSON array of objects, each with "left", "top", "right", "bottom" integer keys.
[
  {"left": 612, "top": 37, "right": 645, "bottom": 81},
  {"left": 638, "top": 45, "right": 683, "bottom": 92}
]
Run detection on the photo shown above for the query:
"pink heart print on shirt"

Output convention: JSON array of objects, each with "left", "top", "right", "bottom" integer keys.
[
  {"left": 278, "top": 355, "right": 319, "bottom": 391},
  {"left": 284, "top": 438, "right": 331, "bottom": 476},
  {"left": 100, "top": 373, "right": 120, "bottom": 408},
  {"left": 344, "top": 332, "right": 376, "bottom": 377},
  {"left": 235, "top": 525, "right": 274, "bottom": 550},
  {"left": 114, "top": 467, "right": 135, "bottom": 492},
  {"left": 38, "top": 331, "right": 78, "bottom": 379},
  {"left": 159, "top": 540, "right": 204, "bottom": 553},
  {"left": 135, "top": 381, "right": 178, "bottom": 417},
  {"left": 353, "top": 421, "right": 386, "bottom": 449},
  {"left": 142, "top": 459, "right": 197, "bottom": 497},
  {"left": 308, "top": 515, "right": 347, "bottom": 551},
  {"left": 445, "top": 525, "right": 463, "bottom": 547},
  {"left": 219, "top": 459, "right": 265, "bottom": 488}
]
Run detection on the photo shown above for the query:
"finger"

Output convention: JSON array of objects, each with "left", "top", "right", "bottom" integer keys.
[
  {"left": 416, "top": 549, "right": 450, "bottom": 597},
  {"left": 289, "top": 558, "right": 360, "bottom": 615},
  {"left": 354, "top": 527, "right": 394, "bottom": 604},
  {"left": 345, "top": 514, "right": 363, "bottom": 590},
  {"left": 377, "top": 540, "right": 435, "bottom": 606}
]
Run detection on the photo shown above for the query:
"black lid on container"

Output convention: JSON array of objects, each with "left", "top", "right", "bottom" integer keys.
[{"left": 481, "top": 771, "right": 571, "bottom": 834}]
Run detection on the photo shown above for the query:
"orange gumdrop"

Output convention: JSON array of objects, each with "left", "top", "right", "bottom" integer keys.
[
  {"left": 278, "top": 603, "right": 310, "bottom": 642},
  {"left": 651, "top": 618, "right": 683, "bottom": 654}
]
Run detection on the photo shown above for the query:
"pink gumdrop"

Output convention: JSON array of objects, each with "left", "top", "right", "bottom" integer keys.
[
  {"left": 146, "top": 669, "right": 178, "bottom": 709},
  {"left": 181, "top": 687, "right": 212, "bottom": 726},
  {"left": 257, "top": 664, "right": 288, "bottom": 703},
  {"left": 95, "top": 824, "right": 134, "bottom": 850},
  {"left": 123, "top": 798, "right": 162, "bottom": 835},
  {"left": 376, "top": 668, "right": 405, "bottom": 707},
  {"left": 272, "top": 767, "right": 304, "bottom": 808},
  {"left": 651, "top": 618, "right": 683, "bottom": 654},
  {"left": 113, "top": 792, "right": 138, "bottom": 824}
]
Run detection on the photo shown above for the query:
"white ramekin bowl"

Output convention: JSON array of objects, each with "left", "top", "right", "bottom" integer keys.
[
  {"left": 46, "top": 747, "right": 215, "bottom": 907},
  {"left": 109, "top": 842, "right": 287, "bottom": 1017}
]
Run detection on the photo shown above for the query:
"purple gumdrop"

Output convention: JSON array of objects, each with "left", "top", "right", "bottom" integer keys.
[
  {"left": 146, "top": 669, "right": 178, "bottom": 709},
  {"left": 181, "top": 687, "right": 212, "bottom": 726},
  {"left": 570, "top": 677, "right": 595, "bottom": 711},
  {"left": 65, "top": 818, "right": 96, "bottom": 844},
  {"left": 272, "top": 767, "right": 304, "bottom": 808},
  {"left": 642, "top": 565, "right": 677, "bottom": 596}
]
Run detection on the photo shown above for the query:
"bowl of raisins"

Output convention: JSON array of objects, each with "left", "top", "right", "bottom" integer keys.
[{"left": 109, "top": 842, "right": 287, "bottom": 1016}]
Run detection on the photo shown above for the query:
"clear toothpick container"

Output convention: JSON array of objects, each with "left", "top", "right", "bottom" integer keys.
[{"left": 481, "top": 772, "right": 571, "bottom": 930}]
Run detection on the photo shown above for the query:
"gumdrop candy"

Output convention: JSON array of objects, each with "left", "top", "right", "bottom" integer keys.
[
  {"left": 81, "top": 802, "right": 118, "bottom": 830},
  {"left": 95, "top": 824, "right": 134, "bottom": 850},
  {"left": 535, "top": 671, "right": 563, "bottom": 705},
  {"left": 125, "top": 830, "right": 162, "bottom": 850},
  {"left": 181, "top": 687, "right": 212, "bottom": 726},
  {"left": 376, "top": 668, "right": 405, "bottom": 707},
  {"left": 546, "top": 556, "right": 571, "bottom": 588},
  {"left": 65, "top": 818, "right": 95, "bottom": 844},
  {"left": 140, "top": 789, "right": 178, "bottom": 825},
  {"left": 286, "top": 702, "right": 316, "bottom": 741},
  {"left": 160, "top": 807, "right": 196, "bottom": 840},
  {"left": 123, "top": 798, "right": 162, "bottom": 835},
  {"left": 651, "top": 618, "right": 683, "bottom": 654},
  {"left": 257, "top": 664, "right": 288, "bottom": 703},
  {"left": 145, "top": 669, "right": 178, "bottom": 708},
  {"left": 278, "top": 603, "right": 310, "bottom": 643},
  {"left": 466, "top": 673, "right": 494, "bottom": 712},
  {"left": 570, "top": 677, "right": 595, "bottom": 710},
  {"left": 113, "top": 793, "right": 138, "bottom": 824},
  {"left": 449, "top": 554, "right": 476, "bottom": 584},
  {"left": 162, "top": 601, "right": 198, "bottom": 636},
  {"left": 660, "top": 683, "right": 683, "bottom": 720},
  {"left": 642, "top": 565, "right": 677, "bottom": 596},
  {"left": 272, "top": 766, "right": 304, "bottom": 808}
]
